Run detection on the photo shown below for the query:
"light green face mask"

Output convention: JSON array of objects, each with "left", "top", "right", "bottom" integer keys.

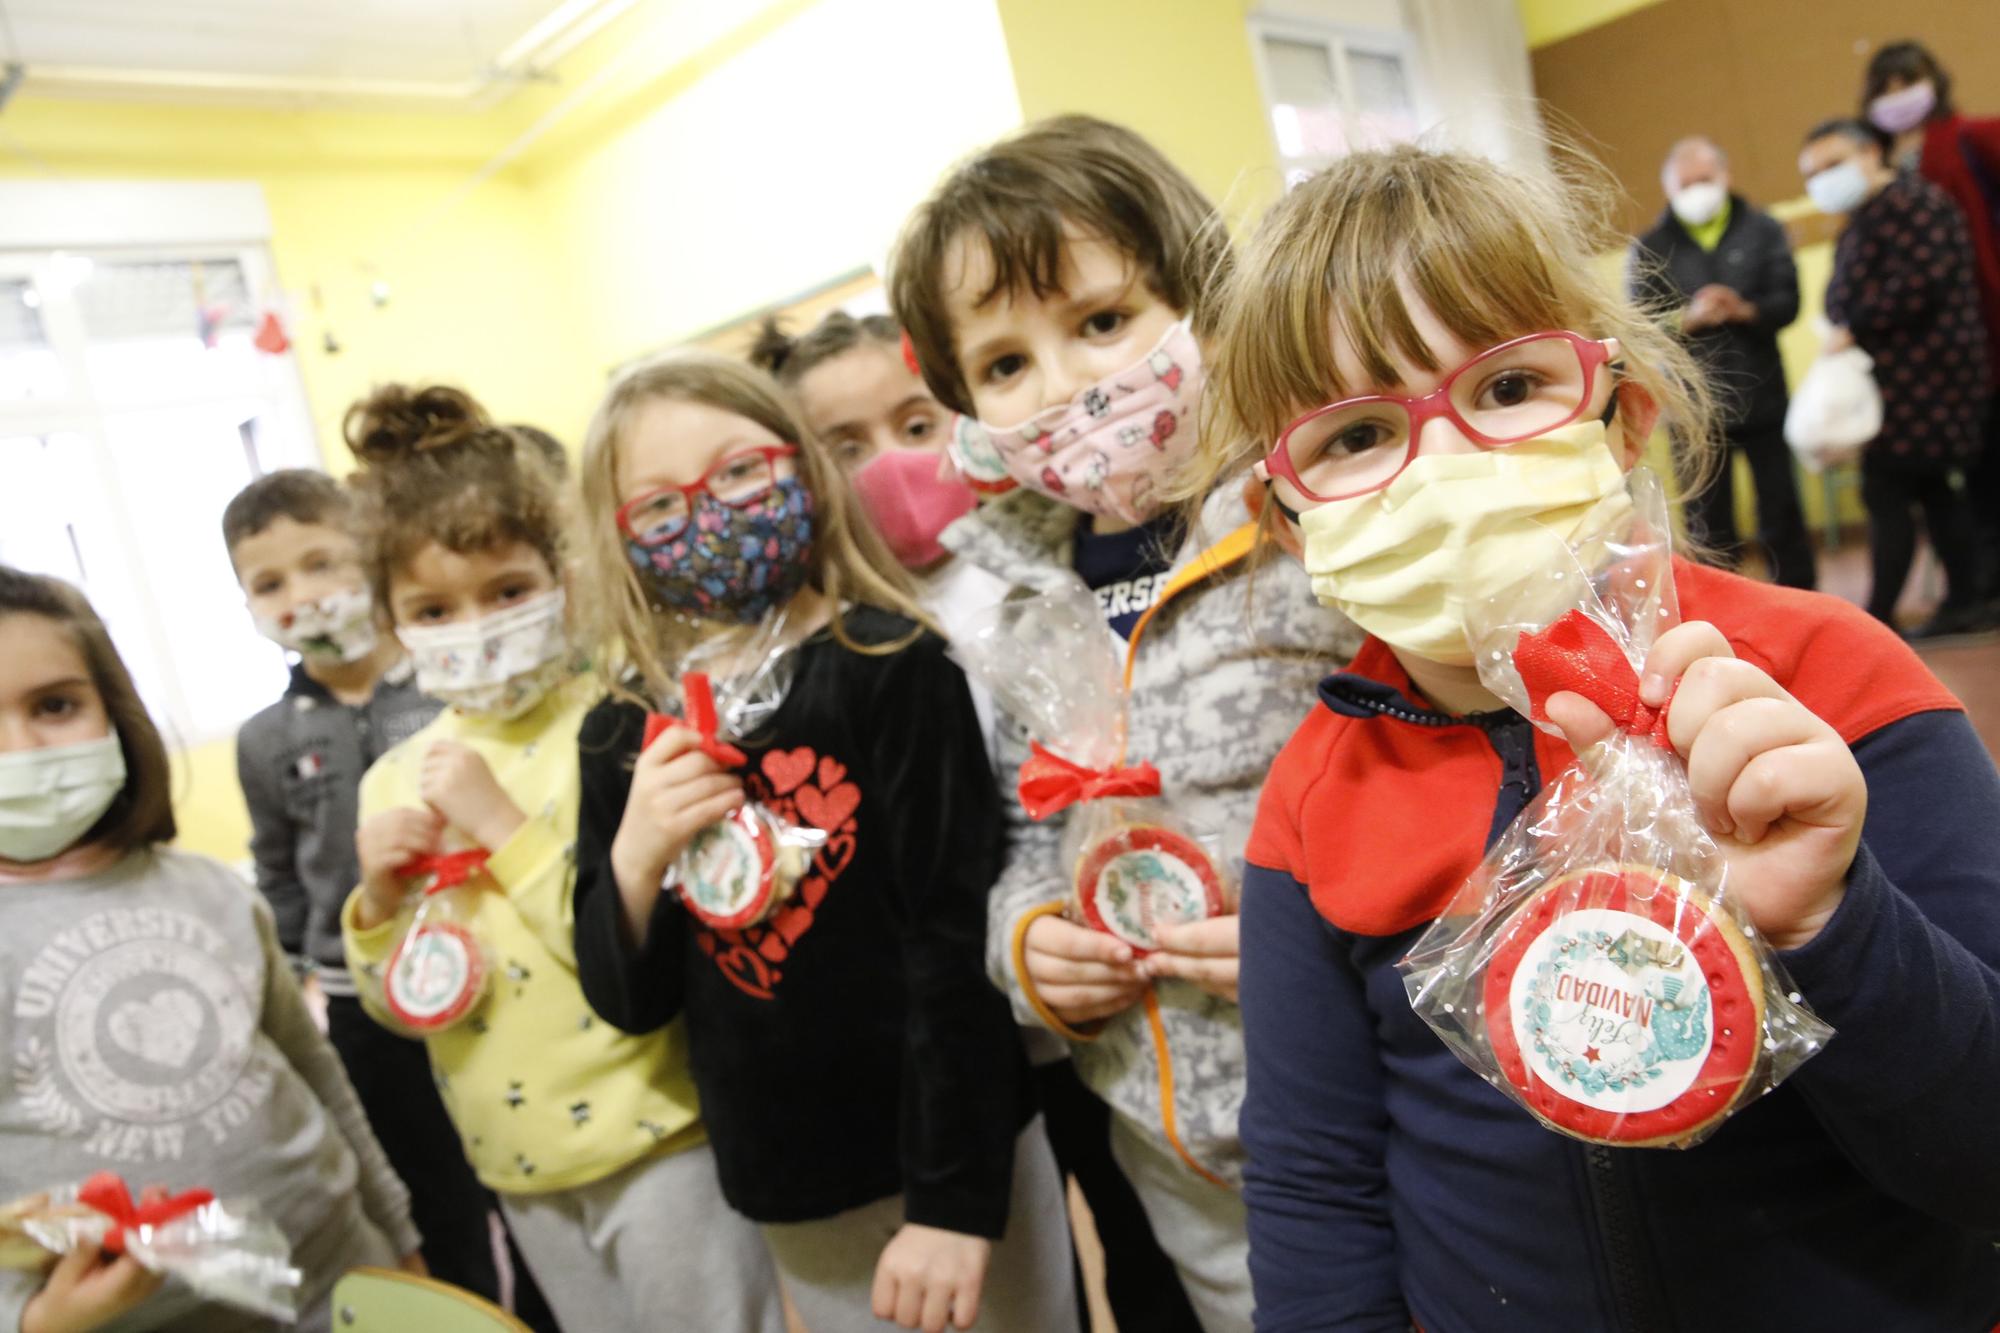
[{"left": 0, "top": 734, "right": 127, "bottom": 862}]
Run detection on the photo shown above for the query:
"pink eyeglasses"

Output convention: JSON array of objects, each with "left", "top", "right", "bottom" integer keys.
[
  {"left": 616, "top": 445, "right": 800, "bottom": 546},
  {"left": 1264, "top": 331, "right": 1618, "bottom": 507}
]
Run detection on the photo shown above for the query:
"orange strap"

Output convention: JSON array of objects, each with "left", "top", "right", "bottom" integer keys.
[
  {"left": 1010, "top": 902, "right": 1103, "bottom": 1044},
  {"left": 1118, "top": 518, "right": 1258, "bottom": 1190}
]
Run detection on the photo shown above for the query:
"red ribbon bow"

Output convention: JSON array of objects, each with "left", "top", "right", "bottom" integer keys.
[
  {"left": 1016, "top": 741, "right": 1163, "bottom": 821},
  {"left": 1514, "top": 609, "right": 1675, "bottom": 748},
  {"left": 77, "top": 1172, "right": 214, "bottom": 1255},
  {"left": 396, "top": 849, "right": 491, "bottom": 893},
  {"left": 643, "top": 672, "right": 748, "bottom": 768}
]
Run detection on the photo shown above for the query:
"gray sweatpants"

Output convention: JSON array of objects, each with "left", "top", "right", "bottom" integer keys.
[
  {"left": 1111, "top": 1116, "right": 1253, "bottom": 1333},
  {"left": 500, "top": 1142, "right": 782, "bottom": 1333},
  {"left": 758, "top": 1117, "right": 1077, "bottom": 1333}
]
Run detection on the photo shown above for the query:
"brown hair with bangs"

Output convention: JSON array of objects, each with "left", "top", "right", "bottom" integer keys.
[
  {"left": 0, "top": 565, "right": 176, "bottom": 853},
  {"left": 344, "top": 384, "right": 572, "bottom": 610},
  {"left": 1189, "top": 143, "right": 1717, "bottom": 507},
  {"left": 889, "top": 113, "right": 1231, "bottom": 415},
  {"left": 578, "top": 350, "right": 932, "bottom": 706}
]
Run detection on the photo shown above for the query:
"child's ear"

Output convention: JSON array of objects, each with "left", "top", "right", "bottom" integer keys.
[{"left": 1612, "top": 381, "right": 1661, "bottom": 470}]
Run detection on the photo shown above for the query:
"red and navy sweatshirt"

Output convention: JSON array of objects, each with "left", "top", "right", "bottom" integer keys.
[{"left": 1239, "top": 560, "right": 2000, "bottom": 1332}]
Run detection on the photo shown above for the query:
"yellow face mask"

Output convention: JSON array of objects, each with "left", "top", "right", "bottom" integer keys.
[{"left": 1297, "top": 422, "right": 1632, "bottom": 667}]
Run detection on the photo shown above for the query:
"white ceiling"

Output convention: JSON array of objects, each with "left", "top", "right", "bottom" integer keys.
[{"left": 0, "top": 0, "right": 633, "bottom": 103}]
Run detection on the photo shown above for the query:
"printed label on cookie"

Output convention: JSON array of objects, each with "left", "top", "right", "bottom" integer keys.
[
  {"left": 679, "top": 813, "right": 777, "bottom": 928},
  {"left": 386, "top": 924, "right": 485, "bottom": 1030},
  {"left": 1507, "top": 908, "right": 1713, "bottom": 1115},
  {"left": 1076, "top": 825, "right": 1223, "bottom": 952}
]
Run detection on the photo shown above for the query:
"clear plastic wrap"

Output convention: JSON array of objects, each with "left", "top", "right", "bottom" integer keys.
[
  {"left": 650, "top": 611, "right": 826, "bottom": 929},
  {"left": 0, "top": 1174, "right": 301, "bottom": 1321},
  {"left": 955, "top": 582, "right": 1229, "bottom": 953},
  {"left": 1400, "top": 472, "right": 1831, "bottom": 1147},
  {"left": 383, "top": 850, "right": 493, "bottom": 1033}
]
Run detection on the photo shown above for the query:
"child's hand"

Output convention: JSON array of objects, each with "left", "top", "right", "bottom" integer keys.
[
  {"left": 871, "top": 1223, "right": 992, "bottom": 1333},
  {"left": 418, "top": 741, "right": 525, "bottom": 851},
  {"left": 608, "top": 726, "right": 744, "bottom": 937},
  {"left": 1022, "top": 916, "right": 1146, "bottom": 1025},
  {"left": 21, "top": 1242, "right": 163, "bottom": 1333},
  {"left": 1544, "top": 620, "right": 1865, "bottom": 951},
  {"left": 1140, "top": 916, "right": 1240, "bottom": 1003},
  {"left": 354, "top": 807, "right": 444, "bottom": 930}
]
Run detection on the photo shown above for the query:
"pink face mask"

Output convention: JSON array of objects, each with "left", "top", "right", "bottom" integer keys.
[
  {"left": 965, "top": 319, "right": 1205, "bottom": 526},
  {"left": 851, "top": 446, "right": 979, "bottom": 569},
  {"left": 1869, "top": 80, "right": 1937, "bottom": 135}
]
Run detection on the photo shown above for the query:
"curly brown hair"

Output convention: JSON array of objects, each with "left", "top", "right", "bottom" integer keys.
[{"left": 343, "top": 384, "right": 571, "bottom": 609}]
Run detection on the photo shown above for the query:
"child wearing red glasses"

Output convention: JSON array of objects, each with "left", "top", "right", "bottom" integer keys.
[
  {"left": 338, "top": 384, "right": 781, "bottom": 1333},
  {"left": 1187, "top": 143, "right": 2000, "bottom": 1331},
  {"left": 569, "top": 351, "right": 1076, "bottom": 1333}
]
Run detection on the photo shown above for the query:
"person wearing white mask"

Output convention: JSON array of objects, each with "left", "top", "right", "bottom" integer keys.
[
  {"left": 337, "top": 383, "right": 784, "bottom": 1333},
  {"left": 1630, "top": 136, "right": 1815, "bottom": 590},
  {"left": 1861, "top": 40, "right": 2000, "bottom": 601},
  {"left": 1801, "top": 118, "right": 1994, "bottom": 638}
]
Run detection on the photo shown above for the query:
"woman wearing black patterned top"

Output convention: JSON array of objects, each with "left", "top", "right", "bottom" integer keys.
[{"left": 1803, "top": 117, "right": 1994, "bottom": 635}]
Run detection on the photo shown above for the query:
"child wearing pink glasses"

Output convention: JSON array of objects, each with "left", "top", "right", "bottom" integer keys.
[
  {"left": 1184, "top": 143, "right": 2000, "bottom": 1331},
  {"left": 569, "top": 351, "right": 1076, "bottom": 1333}
]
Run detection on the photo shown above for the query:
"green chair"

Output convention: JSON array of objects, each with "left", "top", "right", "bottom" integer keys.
[{"left": 330, "top": 1267, "right": 531, "bottom": 1332}]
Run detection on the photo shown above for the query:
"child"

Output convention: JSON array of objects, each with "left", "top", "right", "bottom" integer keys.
[
  {"left": 569, "top": 350, "right": 1075, "bottom": 1333},
  {"left": 336, "top": 384, "right": 780, "bottom": 1333},
  {"left": 0, "top": 564, "right": 419, "bottom": 1333},
  {"left": 1191, "top": 143, "right": 2000, "bottom": 1330},
  {"left": 224, "top": 471, "right": 515, "bottom": 1312},
  {"left": 888, "top": 114, "right": 1362, "bottom": 1332}
]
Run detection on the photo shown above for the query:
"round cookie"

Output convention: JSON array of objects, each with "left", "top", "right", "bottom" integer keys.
[
  {"left": 386, "top": 919, "right": 489, "bottom": 1032},
  {"left": 1074, "top": 824, "right": 1226, "bottom": 955},
  {"left": 678, "top": 807, "right": 785, "bottom": 930},
  {"left": 1481, "top": 863, "right": 1765, "bottom": 1146}
]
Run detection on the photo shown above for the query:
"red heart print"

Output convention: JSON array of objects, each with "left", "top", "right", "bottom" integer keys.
[
  {"left": 795, "top": 781, "right": 860, "bottom": 831},
  {"left": 800, "top": 874, "right": 829, "bottom": 909},
  {"left": 762, "top": 747, "right": 815, "bottom": 795},
  {"left": 816, "top": 832, "right": 856, "bottom": 880},
  {"left": 711, "top": 942, "right": 775, "bottom": 1000},
  {"left": 817, "top": 756, "right": 847, "bottom": 788}
]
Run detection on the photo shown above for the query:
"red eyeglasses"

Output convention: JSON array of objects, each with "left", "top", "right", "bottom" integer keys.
[
  {"left": 1264, "top": 331, "right": 1617, "bottom": 507},
  {"left": 616, "top": 444, "right": 800, "bottom": 547}
]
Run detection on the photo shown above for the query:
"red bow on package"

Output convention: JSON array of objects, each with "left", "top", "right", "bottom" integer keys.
[
  {"left": 1515, "top": 609, "right": 1676, "bottom": 749},
  {"left": 395, "top": 849, "right": 490, "bottom": 893},
  {"left": 77, "top": 1173, "right": 214, "bottom": 1256},
  {"left": 643, "top": 672, "right": 748, "bottom": 768},
  {"left": 1016, "top": 741, "right": 1162, "bottom": 822}
]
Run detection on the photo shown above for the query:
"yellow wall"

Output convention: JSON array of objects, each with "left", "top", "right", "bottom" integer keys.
[
  {"left": 1516, "top": 0, "right": 1667, "bottom": 49},
  {"left": 992, "top": 0, "right": 1281, "bottom": 224}
]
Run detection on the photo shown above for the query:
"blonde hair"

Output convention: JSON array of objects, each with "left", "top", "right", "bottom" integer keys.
[
  {"left": 1186, "top": 143, "right": 1718, "bottom": 504},
  {"left": 578, "top": 350, "right": 932, "bottom": 704}
]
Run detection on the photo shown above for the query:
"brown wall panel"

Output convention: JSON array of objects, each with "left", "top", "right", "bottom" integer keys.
[{"left": 1531, "top": 0, "right": 2000, "bottom": 238}]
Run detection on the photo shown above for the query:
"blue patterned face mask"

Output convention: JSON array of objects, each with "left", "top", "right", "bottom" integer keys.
[{"left": 625, "top": 477, "right": 816, "bottom": 623}]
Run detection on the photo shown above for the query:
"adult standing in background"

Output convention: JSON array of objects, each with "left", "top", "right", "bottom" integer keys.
[
  {"left": 1631, "top": 136, "right": 1816, "bottom": 588},
  {"left": 1801, "top": 118, "right": 1993, "bottom": 637},
  {"left": 1863, "top": 40, "right": 2000, "bottom": 598}
]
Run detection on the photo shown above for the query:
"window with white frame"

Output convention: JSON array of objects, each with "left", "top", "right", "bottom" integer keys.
[
  {"left": 0, "top": 243, "right": 321, "bottom": 750},
  {"left": 1249, "top": 16, "right": 1421, "bottom": 187}
]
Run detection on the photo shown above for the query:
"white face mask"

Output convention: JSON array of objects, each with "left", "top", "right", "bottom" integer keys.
[
  {"left": 1669, "top": 181, "right": 1727, "bottom": 228},
  {"left": 253, "top": 587, "right": 378, "bottom": 664},
  {"left": 1806, "top": 160, "right": 1872, "bottom": 216},
  {"left": 0, "top": 735, "right": 127, "bottom": 862},
  {"left": 397, "top": 589, "right": 569, "bottom": 720},
  {"left": 1869, "top": 80, "right": 1936, "bottom": 135},
  {"left": 1297, "top": 421, "right": 1633, "bottom": 667}
]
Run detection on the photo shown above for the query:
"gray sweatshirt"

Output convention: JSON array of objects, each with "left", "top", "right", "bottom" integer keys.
[
  {"left": 236, "top": 658, "right": 439, "bottom": 993},
  {"left": 0, "top": 849, "right": 420, "bottom": 1332},
  {"left": 943, "top": 480, "right": 1364, "bottom": 1186}
]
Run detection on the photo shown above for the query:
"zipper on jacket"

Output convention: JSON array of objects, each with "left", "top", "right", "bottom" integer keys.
[{"left": 1583, "top": 1143, "right": 1672, "bottom": 1331}]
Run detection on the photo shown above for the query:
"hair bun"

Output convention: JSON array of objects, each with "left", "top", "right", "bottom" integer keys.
[
  {"left": 345, "top": 384, "right": 493, "bottom": 464},
  {"left": 747, "top": 316, "right": 795, "bottom": 377}
]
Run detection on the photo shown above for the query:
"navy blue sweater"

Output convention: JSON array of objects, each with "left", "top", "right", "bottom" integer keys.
[{"left": 1242, "top": 685, "right": 2000, "bottom": 1332}]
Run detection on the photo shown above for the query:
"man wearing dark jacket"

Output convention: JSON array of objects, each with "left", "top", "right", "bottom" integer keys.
[{"left": 1631, "top": 135, "right": 1817, "bottom": 588}]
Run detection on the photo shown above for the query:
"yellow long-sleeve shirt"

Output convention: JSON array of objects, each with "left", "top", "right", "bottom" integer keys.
[{"left": 343, "top": 673, "right": 702, "bottom": 1195}]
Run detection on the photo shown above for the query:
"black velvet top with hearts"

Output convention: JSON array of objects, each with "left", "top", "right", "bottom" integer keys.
[{"left": 572, "top": 606, "right": 1032, "bottom": 1234}]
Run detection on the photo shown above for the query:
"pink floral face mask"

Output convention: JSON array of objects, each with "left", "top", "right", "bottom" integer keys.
[{"left": 964, "top": 319, "right": 1205, "bottom": 525}]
